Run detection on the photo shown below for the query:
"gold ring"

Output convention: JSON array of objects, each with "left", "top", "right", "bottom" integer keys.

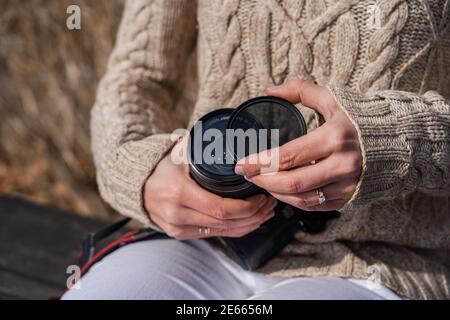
[{"left": 316, "top": 188, "right": 326, "bottom": 205}]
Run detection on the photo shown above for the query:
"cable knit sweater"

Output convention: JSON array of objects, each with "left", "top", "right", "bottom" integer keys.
[{"left": 91, "top": 0, "right": 450, "bottom": 299}]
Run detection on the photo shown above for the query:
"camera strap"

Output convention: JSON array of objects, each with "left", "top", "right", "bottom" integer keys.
[
  {"left": 76, "top": 218, "right": 165, "bottom": 281},
  {"left": 71, "top": 208, "right": 340, "bottom": 290}
]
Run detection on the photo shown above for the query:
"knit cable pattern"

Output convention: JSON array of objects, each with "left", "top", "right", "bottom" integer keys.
[
  {"left": 248, "top": 0, "right": 360, "bottom": 88},
  {"left": 358, "top": 0, "right": 409, "bottom": 92},
  {"left": 203, "top": 0, "right": 247, "bottom": 105}
]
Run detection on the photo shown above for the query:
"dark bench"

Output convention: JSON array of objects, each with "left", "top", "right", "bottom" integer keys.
[{"left": 0, "top": 195, "right": 112, "bottom": 300}]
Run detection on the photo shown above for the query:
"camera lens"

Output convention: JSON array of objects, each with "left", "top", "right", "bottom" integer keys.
[
  {"left": 188, "top": 97, "right": 307, "bottom": 199},
  {"left": 188, "top": 109, "right": 261, "bottom": 198}
]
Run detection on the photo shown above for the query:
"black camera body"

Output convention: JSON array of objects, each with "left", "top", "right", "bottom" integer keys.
[{"left": 187, "top": 96, "right": 339, "bottom": 270}]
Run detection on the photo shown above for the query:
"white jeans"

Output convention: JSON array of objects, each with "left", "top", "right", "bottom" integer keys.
[{"left": 62, "top": 238, "right": 402, "bottom": 300}]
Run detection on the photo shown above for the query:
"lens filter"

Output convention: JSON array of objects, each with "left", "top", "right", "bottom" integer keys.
[{"left": 226, "top": 96, "right": 307, "bottom": 163}]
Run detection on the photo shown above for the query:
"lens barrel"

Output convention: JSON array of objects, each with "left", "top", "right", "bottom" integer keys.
[{"left": 188, "top": 108, "right": 260, "bottom": 198}]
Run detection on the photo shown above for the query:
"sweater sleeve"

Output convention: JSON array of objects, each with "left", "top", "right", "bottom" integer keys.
[
  {"left": 328, "top": 87, "right": 450, "bottom": 213},
  {"left": 90, "top": 0, "right": 197, "bottom": 227}
]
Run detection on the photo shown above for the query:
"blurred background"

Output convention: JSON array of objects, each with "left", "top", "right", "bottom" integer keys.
[{"left": 0, "top": 0, "right": 125, "bottom": 221}]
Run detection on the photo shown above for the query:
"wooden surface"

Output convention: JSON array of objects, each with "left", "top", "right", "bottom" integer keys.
[{"left": 0, "top": 195, "right": 110, "bottom": 300}]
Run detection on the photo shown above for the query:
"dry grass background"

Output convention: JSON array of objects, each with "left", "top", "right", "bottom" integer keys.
[{"left": 0, "top": 0, "right": 124, "bottom": 220}]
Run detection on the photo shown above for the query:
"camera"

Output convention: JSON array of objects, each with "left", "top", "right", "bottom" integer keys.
[{"left": 187, "top": 96, "right": 339, "bottom": 270}]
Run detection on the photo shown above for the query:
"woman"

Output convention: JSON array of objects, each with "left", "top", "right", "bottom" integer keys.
[{"left": 63, "top": 0, "right": 450, "bottom": 299}]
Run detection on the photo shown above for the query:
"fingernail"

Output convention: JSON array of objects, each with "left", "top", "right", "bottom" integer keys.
[
  {"left": 264, "top": 210, "right": 275, "bottom": 222},
  {"left": 235, "top": 165, "right": 245, "bottom": 175},
  {"left": 258, "top": 196, "right": 268, "bottom": 208},
  {"left": 269, "top": 197, "right": 278, "bottom": 209},
  {"left": 253, "top": 225, "right": 262, "bottom": 232},
  {"left": 244, "top": 175, "right": 252, "bottom": 181}
]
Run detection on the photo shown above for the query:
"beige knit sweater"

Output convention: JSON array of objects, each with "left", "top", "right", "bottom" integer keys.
[{"left": 91, "top": 0, "right": 450, "bottom": 299}]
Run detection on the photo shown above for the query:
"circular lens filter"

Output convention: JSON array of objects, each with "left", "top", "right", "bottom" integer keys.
[{"left": 226, "top": 96, "right": 307, "bottom": 163}]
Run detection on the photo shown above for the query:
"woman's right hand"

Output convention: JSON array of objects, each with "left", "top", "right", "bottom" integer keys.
[{"left": 144, "top": 152, "right": 277, "bottom": 240}]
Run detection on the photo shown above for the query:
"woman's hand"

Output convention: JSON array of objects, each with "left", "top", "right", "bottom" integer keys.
[
  {"left": 235, "top": 80, "right": 362, "bottom": 211},
  {"left": 144, "top": 151, "right": 277, "bottom": 240}
]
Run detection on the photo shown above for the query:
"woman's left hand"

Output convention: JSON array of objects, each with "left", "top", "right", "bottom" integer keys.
[{"left": 234, "top": 80, "right": 363, "bottom": 211}]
